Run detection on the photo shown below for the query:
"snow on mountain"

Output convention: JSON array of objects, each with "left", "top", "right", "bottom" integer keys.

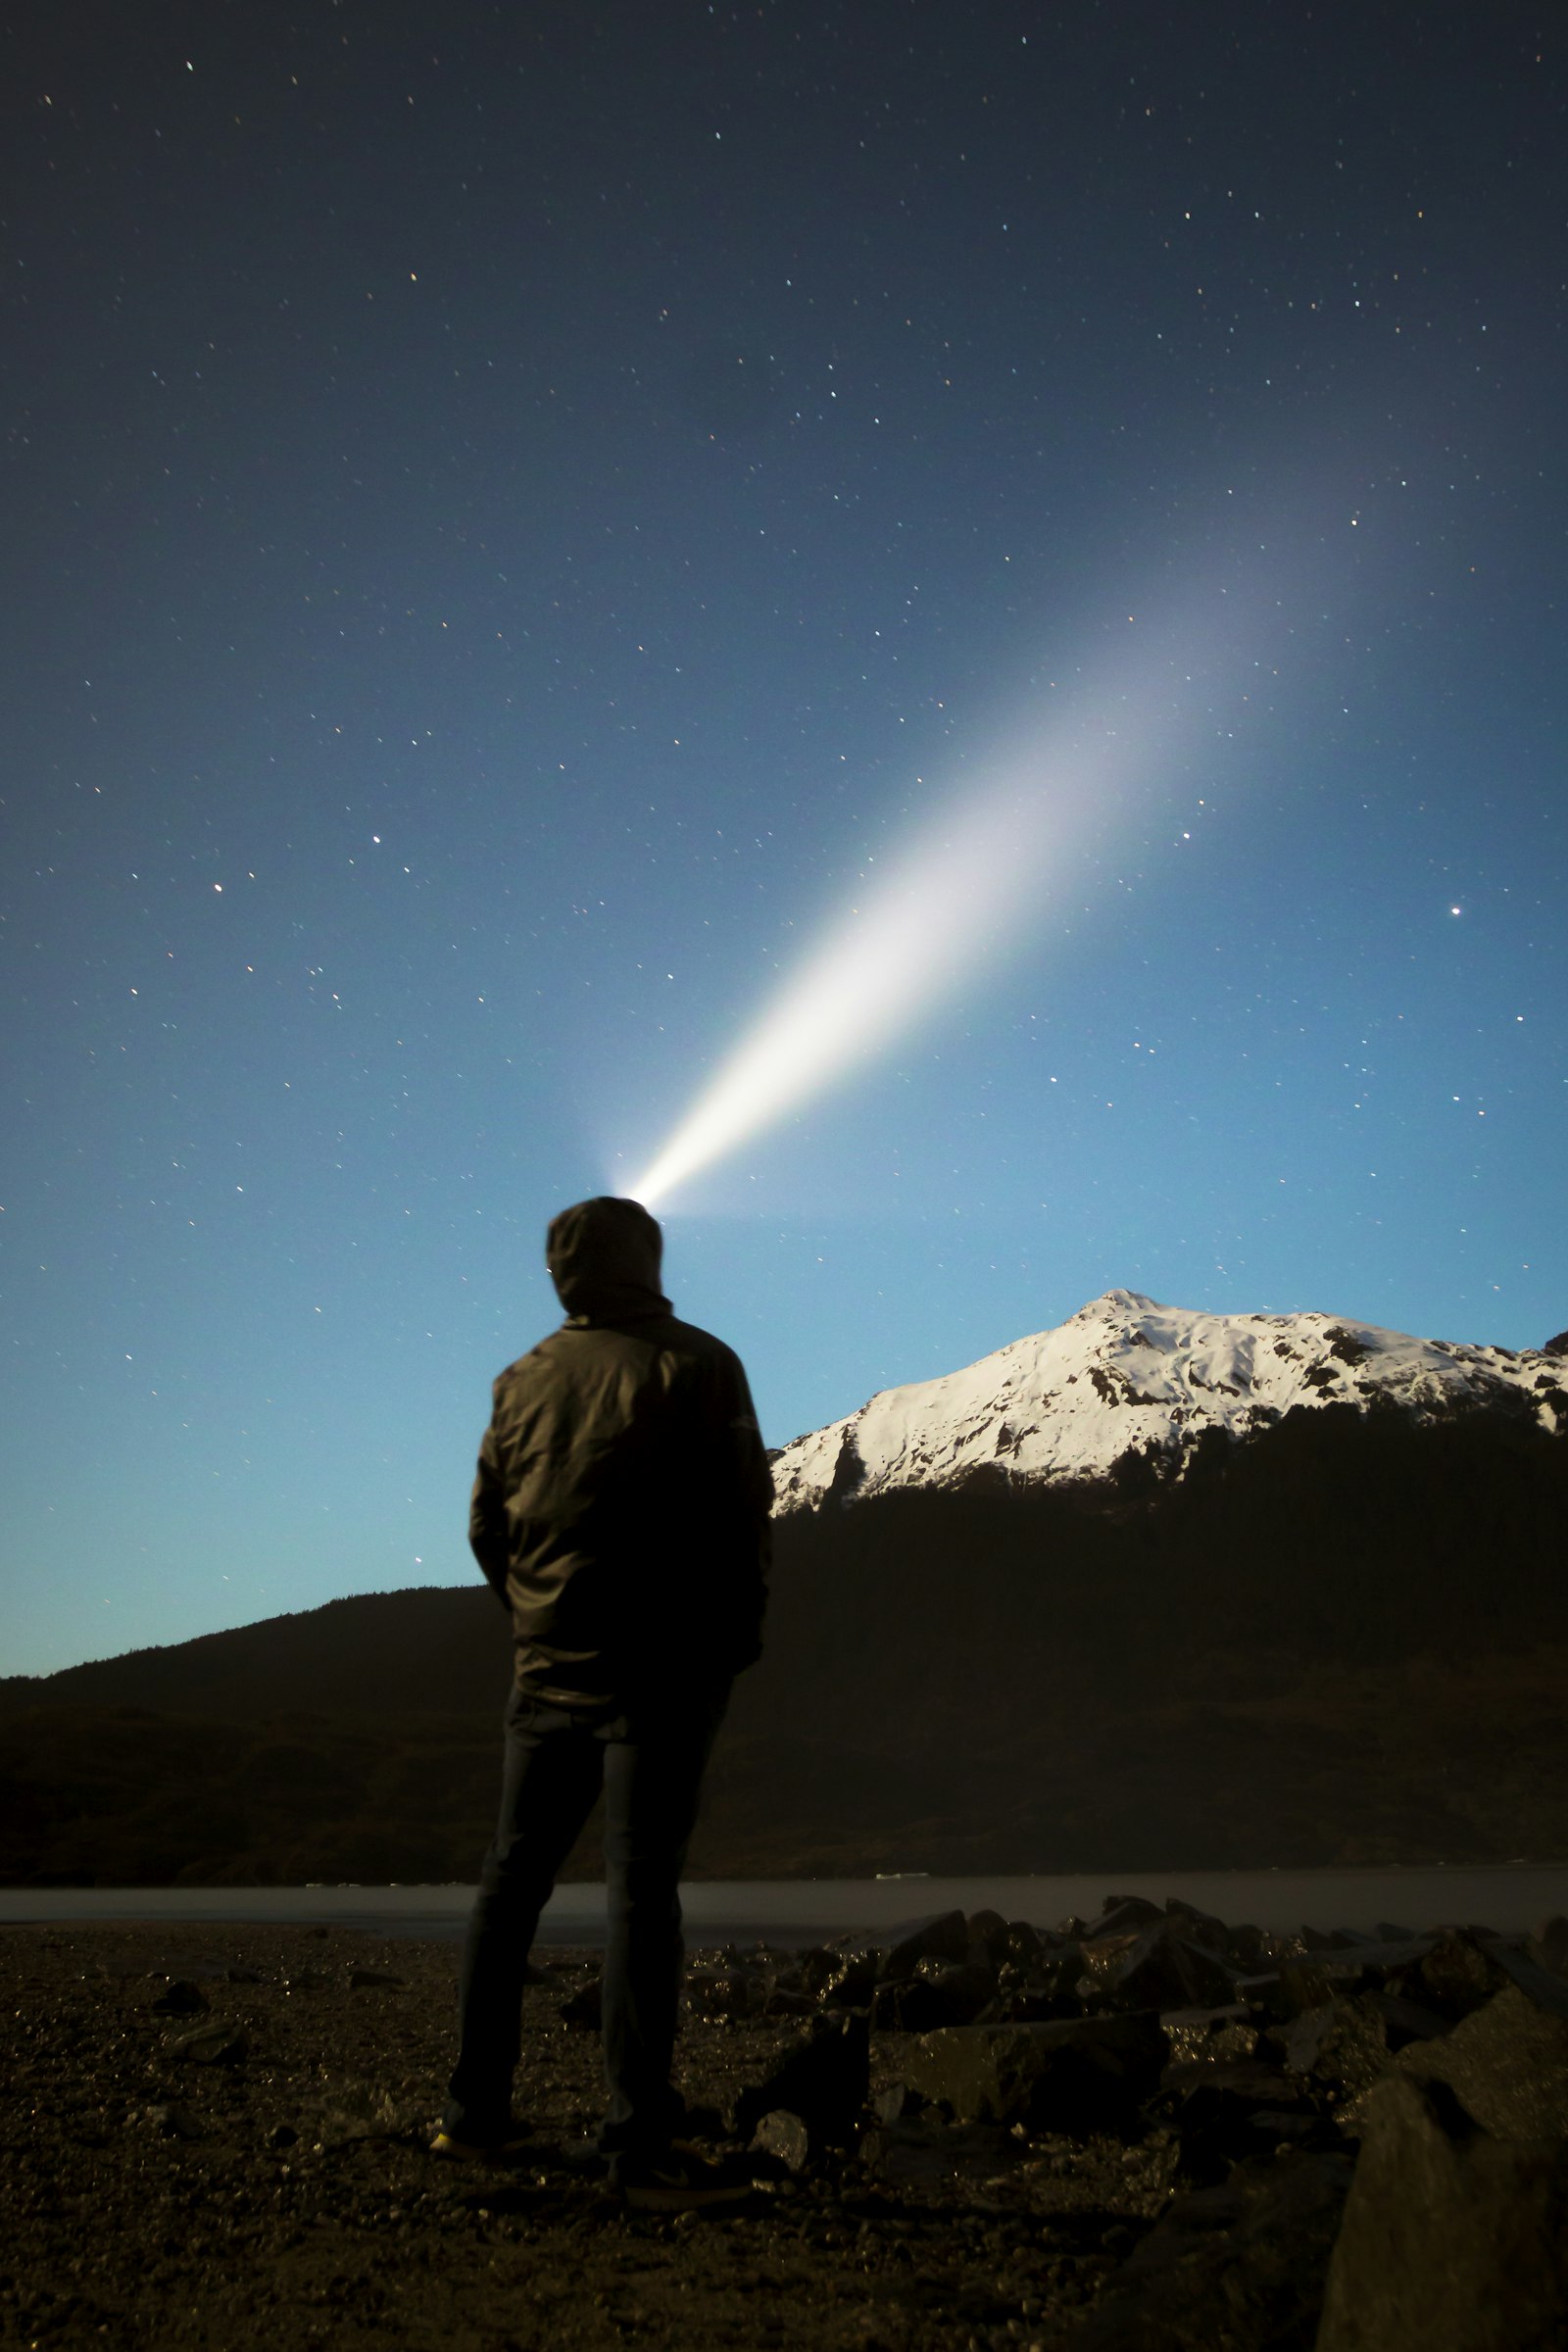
[{"left": 771, "top": 1289, "right": 1568, "bottom": 1513}]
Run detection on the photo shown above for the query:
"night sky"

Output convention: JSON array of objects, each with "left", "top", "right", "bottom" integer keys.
[{"left": 5, "top": 3, "right": 1564, "bottom": 1677}]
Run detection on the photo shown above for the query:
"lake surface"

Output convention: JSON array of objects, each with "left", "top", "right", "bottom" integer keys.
[{"left": 4, "top": 1865, "right": 1567, "bottom": 1941}]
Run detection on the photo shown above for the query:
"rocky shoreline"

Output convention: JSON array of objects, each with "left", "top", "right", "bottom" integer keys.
[{"left": 6, "top": 1896, "right": 1568, "bottom": 2350}]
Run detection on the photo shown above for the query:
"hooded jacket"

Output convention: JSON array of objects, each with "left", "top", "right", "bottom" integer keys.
[{"left": 468, "top": 1197, "right": 773, "bottom": 1710}]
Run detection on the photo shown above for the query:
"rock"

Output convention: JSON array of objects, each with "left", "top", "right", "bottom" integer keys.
[
  {"left": 750, "top": 2108, "right": 810, "bottom": 2173},
  {"left": 732, "top": 2013, "right": 868, "bottom": 2147},
  {"left": 558, "top": 1979, "right": 602, "bottom": 2031},
  {"left": 1078, "top": 1894, "right": 1166, "bottom": 1940},
  {"left": 1388, "top": 1927, "right": 1515, "bottom": 2022},
  {"left": 873, "top": 2082, "right": 918, "bottom": 2124},
  {"left": 1365, "top": 1988, "right": 1448, "bottom": 2047},
  {"left": 1276, "top": 1993, "right": 1434, "bottom": 2106},
  {"left": 1066, "top": 2150, "right": 1353, "bottom": 2349},
  {"left": 146, "top": 2102, "right": 206, "bottom": 2140},
  {"left": 1254, "top": 1987, "right": 1439, "bottom": 2125},
  {"left": 964, "top": 1907, "right": 1011, "bottom": 1967},
  {"left": 1000, "top": 1919, "right": 1054, "bottom": 1972},
  {"left": 1485, "top": 1941, "right": 1568, "bottom": 2020},
  {"left": 1162, "top": 1896, "right": 1231, "bottom": 1954},
  {"left": 1391, "top": 1983, "right": 1568, "bottom": 2140},
  {"left": 762, "top": 1984, "right": 816, "bottom": 2019},
  {"left": 858, "top": 2114, "right": 1024, "bottom": 2190},
  {"left": 687, "top": 1967, "right": 765, "bottom": 2022},
  {"left": 801, "top": 1948, "right": 878, "bottom": 2008},
  {"left": 1080, "top": 1922, "right": 1241, "bottom": 2013},
  {"left": 904, "top": 2013, "right": 1164, "bottom": 2131},
  {"left": 348, "top": 1967, "right": 405, "bottom": 1991},
  {"left": 983, "top": 1937, "right": 1086, "bottom": 2019},
  {"left": 1159, "top": 2004, "right": 1259, "bottom": 2068},
  {"left": 1223, "top": 1922, "right": 1271, "bottom": 1969},
  {"left": 1272, "top": 1938, "right": 1435, "bottom": 2018},
  {"left": 148, "top": 1978, "right": 210, "bottom": 2016},
  {"left": 1301, "top": 1925, "right": 1375, "bottom": 1952},
  {"left": 880, "top": 1911, "right": 970, "bottom": 1979},
  {"left": 168, "top": 2022, "right": 247, "bottom": 2067},
  {"left": 1315, "top": 2074, "right": 1568, "bottom": 2351},
  {"left": 1158, "top": 2057, "right": 1315, "bottom": 2179},
  {"left": 882, "top": 1957, "right": 998, "bottom": 2030},
  {"left": 1528, "top": 1916, "right": 1568, "bottom": 1977}
]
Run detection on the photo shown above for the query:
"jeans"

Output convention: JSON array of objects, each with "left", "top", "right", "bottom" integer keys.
[{"left": 444, "top": 1679, "right": 730, "bottom": 2152}]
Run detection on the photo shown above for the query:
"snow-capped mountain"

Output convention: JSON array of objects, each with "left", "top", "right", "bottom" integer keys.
[{"left": 772, "top": 1289, "right": 1568, "bottom": 1512}]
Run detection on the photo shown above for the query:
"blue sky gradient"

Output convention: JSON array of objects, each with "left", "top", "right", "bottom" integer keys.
[{"left": 3, "top": 2, "right": 1563, "bottom": 1672}]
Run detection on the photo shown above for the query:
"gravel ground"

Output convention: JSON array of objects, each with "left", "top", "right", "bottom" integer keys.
[{"left": 2, "top": 1923, "right": 1179, "bottom": 2352}]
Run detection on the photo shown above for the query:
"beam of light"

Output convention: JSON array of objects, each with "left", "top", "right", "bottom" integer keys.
[{"left": 628, "top": 593, "right": 1261, "bottom": 1210}]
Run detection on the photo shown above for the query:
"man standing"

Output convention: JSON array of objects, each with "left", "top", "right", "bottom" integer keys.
[{"left": 435, "top": 1197, "right": 773, "bottom": 2210}]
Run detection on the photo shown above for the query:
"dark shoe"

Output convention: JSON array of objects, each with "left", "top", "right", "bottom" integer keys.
[{"left": 613, "top": 2145, "right": 757, "bottom": 2213}]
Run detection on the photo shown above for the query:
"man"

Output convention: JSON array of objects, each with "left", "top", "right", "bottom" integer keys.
[{"left": 434, "top": 1196, "right": 773, "bottom": 2210}]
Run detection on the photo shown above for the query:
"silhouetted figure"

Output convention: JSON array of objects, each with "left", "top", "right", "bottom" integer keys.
[{"left": 435, "top": 1197, "right": 772, "bottom": 2206}]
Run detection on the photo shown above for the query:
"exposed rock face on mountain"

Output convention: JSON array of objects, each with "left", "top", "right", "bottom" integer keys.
[
  {"left": 3, "top": 1293, "right": 1566, "bottom": 1886},
  {"left": 772, "top": 1290, "right": 1568, "bottom": 1513}
]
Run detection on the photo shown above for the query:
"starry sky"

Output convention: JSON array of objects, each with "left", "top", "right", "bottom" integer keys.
[{"left": 5, "top": 2, "right": 1565, "bottom": 1677}]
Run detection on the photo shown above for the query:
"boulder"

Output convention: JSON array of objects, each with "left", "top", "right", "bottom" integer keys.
[
  {"left": 148, "top": 1979, "right": 209, "bottom": 2016},
  {"left": 1272, "top": 1939, "right": 1435, "bottom": 2019},
  {"left": 1364, "top": 1988, "right": 1448, "bottom": 2047},
  {"left": 1277, "top": 1992, "right": 1441, "bottom": 2106},
  {"left": 1386, "top": 1927, "right": 1516, "bottom": 2022},
  {"left": 1076, "top": 1894, "right": 1167, "bottom": 1940},
  {"left": 686, "top": 1967, "right": 766, "bottom": 2023},
  {"left": 1391, "top": 1982, "right": 1568, "bottom": 2140},
  {"left": 872, "top": 1957, "right": 997, "bottom": 2032},
  {"left": 798, "top": 1940, "right": 881, "bottom": 2003},
  {"left": 1080, "top": 1921, "right": 1241, "bottom": 2013},
  {"left": 1315, "top": 2074, "right": 1568, "bottom": 2351},
  {"left": 1222, "top": 1922, "right": 1272, "bottom": 1969},
  {"left": 1527, "top": 1916, "right": 1568, "bottom": 1977},
  {"left": 872, "top": 2082, "right": 918, "bottom": 2123},
  {"left": 1159, "top": 2004, "right": 1259, "bottom": 2068},
  {"left": 1000, "top": 1918, "right": 1056, "bottom": 1972},
  {"left": 1157, "top": 2057, "right": 1315, "bottom": 2179},
  {"left": 1162, "top": 1896, "right": 1231, "bottom": 1954},
  {"left": 732, "top": 2012, "right": 868, "bottom": 2147},
  {"left": 1066, "top": 2150, "right": 1352, "bottom": 2350},
  {"left": 750, "top": 2108, "right": 810, "bottom": 2174},
  {"left": 880, "top": 1910, "right": 970, "bottom": 1979},
  {"left": 964, "top": 1907, "right": 1012, "bottom": 1967},
  {"left": 168, "top": 2022, "right": 246, "bottom": 2067},
  {"left": 905, "top": 2013, "right": 1163, "bottom": 2131},
  {"left": 559, "top": 1979, "right": 601, "bottom": 2031}
]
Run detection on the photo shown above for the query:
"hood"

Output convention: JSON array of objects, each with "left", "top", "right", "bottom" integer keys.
[{"left": 546, "top": 1196, "right": 671, "bottom": 1324}]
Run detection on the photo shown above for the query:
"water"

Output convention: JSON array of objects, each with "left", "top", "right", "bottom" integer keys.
[{"left": 3, "top": 1864, "right": 1566, "bottom": 1942}]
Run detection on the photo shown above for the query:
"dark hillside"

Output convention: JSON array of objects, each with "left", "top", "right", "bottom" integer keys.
[
  {"left": 0, "top": 1586, "right": 510, "bottom": 1727},
  {"left": 3, "top": 1407, "right": 1565, "bottom": 1884}
]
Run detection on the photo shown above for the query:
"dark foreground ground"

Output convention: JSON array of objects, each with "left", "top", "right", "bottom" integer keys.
[
  {"left": 6, "top": 1903, "right": 1566, "bottom": 2352},
  {"left": 6, "top": 1923, "right": 1154, "bottom": 2352}
]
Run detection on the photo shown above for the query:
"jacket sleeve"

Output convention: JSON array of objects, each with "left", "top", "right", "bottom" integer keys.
[
  {"left": 718, "top": 1354, "right": 773, "bottom": 1673},
  {"left": 467, "top": 1406, "right": 512, "bottom": 1607}
]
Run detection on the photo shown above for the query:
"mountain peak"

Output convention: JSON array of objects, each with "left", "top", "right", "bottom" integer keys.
[{"left": 772, "top": 1293, "right": 1566, "bottom": 1514}]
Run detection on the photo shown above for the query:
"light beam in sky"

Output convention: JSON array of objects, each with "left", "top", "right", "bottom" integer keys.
[{"left": 628, "top": 589, "right": 1268, "bottom": 1210}]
